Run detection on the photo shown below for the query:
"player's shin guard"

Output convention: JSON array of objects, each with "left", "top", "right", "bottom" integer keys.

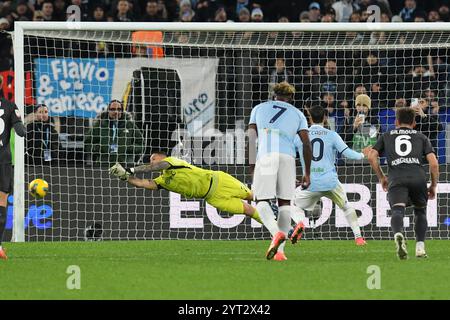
[
  {"left": 343, "top": 205, "right": 362, "bottom": 239},
  {"left": 277, "top": 206, "right": 292, "bottom": 253},
  {"left": 256, "top": 201, "right": 279, "bottom": 236},
  {"left": 0, "top": 206, "right": 6, "bottom": 246},
  {"left": 291, "top": 205, "right": 305, "bottom": 224},
  {"left": 391, "top": 206, "right": 406, "bottom": 235},
  {"left": 414, "top": 207, "right": 427, "bottom": 242}
]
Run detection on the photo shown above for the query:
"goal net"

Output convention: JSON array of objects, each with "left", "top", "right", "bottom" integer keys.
[{"left": 12, "top": 22, "right": 450, "bottom": 241}]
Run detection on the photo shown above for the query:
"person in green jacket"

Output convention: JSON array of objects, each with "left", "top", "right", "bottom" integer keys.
[{"left": 84, "top": 100, "right": 144, "bottom": 168}]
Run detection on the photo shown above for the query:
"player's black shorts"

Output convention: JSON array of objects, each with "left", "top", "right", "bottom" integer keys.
[
  {"left": 388, "top": 176, "right": 428, "bottom": 208},
  {"left": 0, "top": 164, "right": 13, "bottom": 194}
]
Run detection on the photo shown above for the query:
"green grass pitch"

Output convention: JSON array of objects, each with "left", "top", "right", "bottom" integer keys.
[{"left": 0, "top": 240, "right": 449, "bottom": 300}]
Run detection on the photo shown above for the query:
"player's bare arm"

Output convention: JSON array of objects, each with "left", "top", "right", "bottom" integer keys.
[
  {"left": 132, "top": 161, "right": 171, "bottom": 174},
  {"left": 367, "top": 148, "right": 388, "bottom": 191},
  {"left": 127, "top": 177, "right": 158, "bottom": 190},
  {"left": 298, "top": 129, "right": 312, "bottom": 189},
  {"left": 426, "top": 152, "right": 439, "bottom": 200}
]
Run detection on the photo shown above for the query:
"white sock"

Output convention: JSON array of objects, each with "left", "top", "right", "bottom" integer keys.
[
  {"left": 291, "top": 206, "right": 306, "bottom": 224},
  {"left": 256, "top": 201, "right": 279, "bottom": 236},
  {"left": 416, "top": 241, "right": 425, "bottom": 251},
  {"left": 0, "top": 246, "right": 2, "bottom": 250},
  {"left": 344, "top": 206, "right": 362, "bottom": 239},
  {"left": 277, "top": 206, "right": 292, "bottom": 253}
]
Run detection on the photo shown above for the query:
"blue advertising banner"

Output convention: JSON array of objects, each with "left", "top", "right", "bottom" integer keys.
[{"left": 34, "top": 58, "right": 115, "bottom": 118}]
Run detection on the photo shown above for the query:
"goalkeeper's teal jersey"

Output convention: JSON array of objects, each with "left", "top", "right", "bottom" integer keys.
[{"left": 153, "top": 157, "right": 213, "bottom": 198}]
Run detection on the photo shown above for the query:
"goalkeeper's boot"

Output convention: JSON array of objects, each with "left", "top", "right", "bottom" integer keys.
[
  {"left": 274, "top": 251, "right": 287, "bottom": 261},
  {"left": 394, "top": 232, "right": 408, "bottom": 260},
  {"left": 0, "top": 248, "right": 7, "bottom": 260},
  {"left": 290, "top": 222, "right": 305, "bottom": 245},
  {"left": 415, "top": 242, "right": 428, "bottom": 258},
  {"left": 266, "top": 231, "right": 286, "bottom": 260},
  {"left": 355, "top": 237, "right": 367, "bottom": 246}
]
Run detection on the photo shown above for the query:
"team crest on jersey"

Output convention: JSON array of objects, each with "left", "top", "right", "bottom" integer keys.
[
  {"left": 15, "top": 109, "right": 21, "bottom": 118},
  {"left": 164, "top": 171, "right": 176, "bottom": 185}
]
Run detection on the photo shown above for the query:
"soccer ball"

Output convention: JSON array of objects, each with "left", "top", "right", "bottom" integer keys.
[{"left": 28, "top": 178, "right": 49, "bottom": 199}]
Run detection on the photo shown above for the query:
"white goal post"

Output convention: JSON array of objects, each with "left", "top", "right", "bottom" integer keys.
[{"left": 13, "top": 22, "right": 450, "bottom": 242}]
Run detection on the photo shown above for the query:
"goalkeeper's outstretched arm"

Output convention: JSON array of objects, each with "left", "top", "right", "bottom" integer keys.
[
  {"left": 131, "top": 161, "right": 171, "bottom": 174},
  {"left": 127, "top": 177, "right": 158, "bottom": 190}
]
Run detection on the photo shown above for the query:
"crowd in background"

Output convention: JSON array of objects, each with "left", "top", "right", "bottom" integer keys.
[{"left": 0, "top": 0, "right": 449, "bottom": 166}]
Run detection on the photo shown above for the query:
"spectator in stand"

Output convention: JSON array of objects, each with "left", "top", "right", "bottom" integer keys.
[
  {"left": 195, "top": 0, "right": 219, "bottom": 22},
  {"left": 90, "top": 4, "right": 107, "bottom": 22},
  {"left": 299, "top": 11, "right": 310, "bottom": 22},
  {"left": 438, "top": 4, "right": 450, "bottom": 22},
  {"left": 349, "top": 11, "right": 361, "bottom": 22},
  {"left": 41, "top": 0, "right": 54, "bottom": 21},
  {"left": 33, "top": 10, "right": 45, "bottom": 21},
  {"left": 428, "top": 9, "right": 441, "bottom": 22},
  {"left": 233, "top": 0, "right": 254, "bottom": 20},
  {"left": 332, "top": 0, "right": 359, "bottom": 22},
  {"left": 399, "top": 0, "right": 426, "bottom": 22},
  {"left": 214, "top": 7, "right": 228, "bottom": 22},
  {"left": 429, "top": 97, "right": 441, "bottom": 116},
  {"left": 33, "top": 0, "right": 46, "bottom": 11},
  {"left": 342, "top": 93, "right": 379, "bottom": 151},
  {"left": 178, "top": 0, "right": 195, "bottom": 22},
  {"left": 379, "top": 98, "right": 406, "bottom": 133},
  {"left": 110, "top": 0, "right": 134, "bottom": 22},
  {"left": 324, "top": 6, "right": 336, "bottom": 22},
  {"left": 312, "top": 59, "right": 347, "bottom": 105},
  {"left": 414, "top": 15, "right": 426, "bottom": 22},
  {"left": 84, "top": 100, "right": 144, "bottom": 168},
  {"left": 141, "top": 0, "right": 166, "bottom": 22},
  {"left": 321, "top": 91, "right": 345, "bottom": 132},
  {"left": 11, "top": 0, "right": 33, "bottom": 21},
  {"left": 238, "top": 7, "right": 250, "bottom": 22},
  {"left": 404, "top": 56, "right": 437, "bottom": 100},
  {"left": 251, "top": 7, "right": 263, "bottom": 22},
  {"left": 411, "top": 94, "right": 444, "bottom": 150},
  {"left": 269, "top": 58, "right": 293, "bottom": 95},
  {"left": 54, "top": 0, "right": 68, "bottom": 21},
  {"left": 380, "top": 12, "right": 391, "bottom": 22},
  {"left": 360, "top": 7, "right": 372, "bottom": 21},
  {"left": 0, "top": 17, "right": 10, "bottom": 31},
  {"left": 308, "top": 2, "right": 321, "bottom": 22},
  {"left": 321, "top": 11, "right": 335, "bottom": 22},
  {"left": 25, "top": 104, "right": 60, "bottom": 166}
]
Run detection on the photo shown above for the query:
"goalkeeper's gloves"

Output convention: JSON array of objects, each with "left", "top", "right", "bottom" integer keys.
[{"left": 109, "top": 163, "right": 135, "bottom": 181}]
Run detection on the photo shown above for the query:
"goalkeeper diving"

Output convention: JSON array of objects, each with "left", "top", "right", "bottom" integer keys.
[{"left": 109, "top": 152, "right": 263, "bottom": 224}]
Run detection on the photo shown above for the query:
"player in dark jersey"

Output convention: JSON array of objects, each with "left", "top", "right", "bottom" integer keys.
[
  {"left": 0, "top": 98, "right": 26, "bottom": 260},
  {"left": 366, "top": 107, "right": 439, "bottom": 260}
]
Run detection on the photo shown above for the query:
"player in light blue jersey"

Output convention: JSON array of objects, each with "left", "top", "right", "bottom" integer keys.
[
  {"left": 289, "top": 105, "right": 369, "bottom": 246},
  {"left": 248, "top": 82, "right": 312, "bottom": 261}
]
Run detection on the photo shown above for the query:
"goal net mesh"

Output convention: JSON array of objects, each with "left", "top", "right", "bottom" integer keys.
[{"left": 20, "top": 27, "right": 450, "bottom": 241}]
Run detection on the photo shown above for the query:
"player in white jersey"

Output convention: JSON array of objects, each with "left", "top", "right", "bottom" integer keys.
[
  {"left": 289, "top": 104, "right": 369, "bottom": 247},
  {"left": 248, "top": 82, "right": 312, "bottom": 261}
]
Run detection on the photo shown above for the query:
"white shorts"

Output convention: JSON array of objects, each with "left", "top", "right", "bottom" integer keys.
[
  {"left": 293, "top": 182, "right": 348, "bottom": 211},
  {"left": 253, "top": 153, "right": 296, "bottom": 200}
]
